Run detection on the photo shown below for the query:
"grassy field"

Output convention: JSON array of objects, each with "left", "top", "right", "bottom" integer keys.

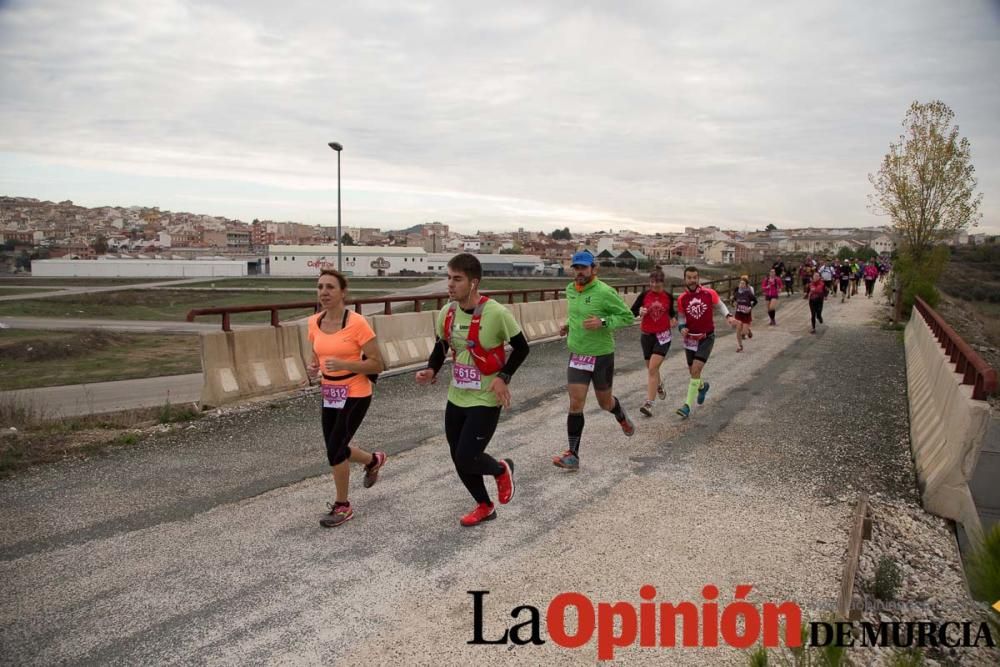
[
  {"left": 0, "top": 329, "right": 202, "bottom": 390},
  {"left": 0, "top": 290, "right": 321, "bottom": 324}
]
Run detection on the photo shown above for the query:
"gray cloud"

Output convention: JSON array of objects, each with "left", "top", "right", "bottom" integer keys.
[{"left": 1, "top": 0, "right": 998, "bottom": 233}]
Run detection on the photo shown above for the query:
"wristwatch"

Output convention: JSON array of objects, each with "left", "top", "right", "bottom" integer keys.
[
  {"left": 496, "top": 371, "right": 512, "bottom": 384},
  {"left": 600, "top": 317, "right": 608, "bottom": 327}
]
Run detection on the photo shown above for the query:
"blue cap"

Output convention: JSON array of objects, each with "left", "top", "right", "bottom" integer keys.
[{"left": 570, "top": 251, "right": 595, "bottom": 267}]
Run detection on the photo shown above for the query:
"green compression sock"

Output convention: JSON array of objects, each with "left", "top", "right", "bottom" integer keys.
[{"left": 686, "top": 379, "right": 700, "bottom": 407}]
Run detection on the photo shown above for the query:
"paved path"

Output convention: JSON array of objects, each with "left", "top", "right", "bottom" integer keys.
[
  {"left": 0, "top": 278, "right": 212, "bottom": 302},
  {"left": 0, "top": 373, "right": 204, "bottom": 418},
  {"left": 0, "top": 290, "right": 931, "bottom": 665}
]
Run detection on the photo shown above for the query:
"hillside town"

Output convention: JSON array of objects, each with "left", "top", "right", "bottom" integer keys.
[{"left": 0, "top": 195, "right": 992, "bottom": 277}]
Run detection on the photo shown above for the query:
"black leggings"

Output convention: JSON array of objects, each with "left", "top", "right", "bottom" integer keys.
[
  {"left": 809, "top": 298, "right": 824, "bottom": 329},
  {"left": 321, "top": 396, "right": 372, "bottom": 466},
  {"left": 865, "top": 279, "right": 876, "bottom": 296},
  {"left": 445, "top": 402, "right": 504, "bottom": 504}
]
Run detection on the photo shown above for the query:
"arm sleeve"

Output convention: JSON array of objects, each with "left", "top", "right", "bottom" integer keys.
[
  {"left": 500, "top": 333, "right": 529, "bottom": 377},
  {"left": 715, "top": 299, "right": 729, "bottom": 317},
  {"left": 606, "top": 288, "right": 638, "bottom": 330},
  {"left": 427, "top": 307, "right": 449, "bottom": 374},
  {"left": 427, "top": 338, "right": 449, "bottom": 374},
  {"left": 630, "top": 290, "right": 647, "bottom": 317}
]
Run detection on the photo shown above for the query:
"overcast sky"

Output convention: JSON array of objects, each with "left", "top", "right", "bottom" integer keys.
[{"left": 1, "top": 0, "right": 998, "bottom": 235}]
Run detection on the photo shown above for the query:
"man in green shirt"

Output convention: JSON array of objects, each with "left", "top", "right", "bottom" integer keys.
[
  {"left": 416, "top": 253, "right": 530, "bottom": 527},
  {"left": 553, "top": 251, "right": 637, "bottom": 471}
]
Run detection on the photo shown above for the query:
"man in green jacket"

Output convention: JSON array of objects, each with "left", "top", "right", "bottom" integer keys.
[{"left": 553, "top": 251, "right": 637, "bottom": 471}]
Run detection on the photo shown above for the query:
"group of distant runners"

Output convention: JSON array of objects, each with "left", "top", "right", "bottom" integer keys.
[{"left": 305, "top": 250, "right": 889, "bottom": 528}]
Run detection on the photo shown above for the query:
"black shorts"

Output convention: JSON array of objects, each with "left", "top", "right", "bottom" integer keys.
[
  {"left": 321, "top": 395, "right": 372, "bottom": 466},
  {"left": 567, "top": 352, "right": 615, "bottom": 391},
  {"left": 640, "top": 332, "right": 671, "bottom": 360},
  {"left": 683, "top": 332, "right": 715, "bottom": 366}
]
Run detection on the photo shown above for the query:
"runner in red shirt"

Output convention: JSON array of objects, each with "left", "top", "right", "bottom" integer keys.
[
  {"left": 674, "top": 266, "right": 737, "bottom": 419},
  {"left": 807, "top": 272, "right": 828, "bottom": 334},
  {"left": 629, "top": 267, "right": 677, "bottom": 418}
]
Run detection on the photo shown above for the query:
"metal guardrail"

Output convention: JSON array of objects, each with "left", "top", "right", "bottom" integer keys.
[
  {"left": 914, "top": 296, "right": 998, "bottom": 400},
  {"left": 185, "top": 274, "right": 763, "bottom": 332}
]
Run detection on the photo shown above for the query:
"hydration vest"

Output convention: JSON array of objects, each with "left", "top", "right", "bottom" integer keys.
[{"left": 443, "top": 296, "right": 507, "bottom": 376}]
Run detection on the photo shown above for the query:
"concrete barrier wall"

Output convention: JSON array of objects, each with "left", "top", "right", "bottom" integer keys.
[
  {"left": 199, "top": 326, "right": 309, "bottom": 408},
  {"left": 373, "top": 312, "right": 437, "bottom": 370},
  {"left": 200, "top": 331, "right": 242, "bottom": 408},
  {"left": 905, "top": 312, "right": 992, "bottom": 542},
  {"left": 518, "top": 300, "right": 560, "bottom": 342},
  {"left": 620, "top": 292, "right": 639, "bottom": 309},
  {"left": 232, "top": 327, "right": 309, "bottom": 397},
  {"left": 552, "top": 299, "right": 567, "bottom": 323}
]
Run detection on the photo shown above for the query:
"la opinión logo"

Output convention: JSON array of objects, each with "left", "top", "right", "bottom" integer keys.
[{"left": 467, "top": 586, "right": 997, "bottom": 661}]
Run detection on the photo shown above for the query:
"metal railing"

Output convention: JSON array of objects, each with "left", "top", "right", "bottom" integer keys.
[
  {"left": 185, "top": 274, "right": 763, "bottom": 332},
  {"left": 914, "top": 296, "right": 998, "bottom": 400}
]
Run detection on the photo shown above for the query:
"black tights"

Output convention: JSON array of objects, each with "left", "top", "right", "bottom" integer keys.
[
  {"left": 445, "top": 402, "right": 504, "bottom": 504},
  {"left": 809, "top": 298, "right": 824, "bottom": 329}
]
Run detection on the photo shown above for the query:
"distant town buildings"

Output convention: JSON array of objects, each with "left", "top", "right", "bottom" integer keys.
[{"left": 3, "top": 196, "right": 996, "bottom": 278}]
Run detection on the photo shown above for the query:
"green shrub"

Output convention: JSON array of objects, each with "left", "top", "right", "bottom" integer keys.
[
  {"left": 746, "top": 644, "right": 769, "bottom": 667},
  {"left": 873, "top": 556, "right": 903, "bottom": 600},
  {"left": 157, "top": 401, "right": 201, "bottom": 424},
  {"left": 967, "top": 523, "right": 1000, "bottom": 603},
  {"left": 895, "top": 246, "right": 949, "bottom": 316}
]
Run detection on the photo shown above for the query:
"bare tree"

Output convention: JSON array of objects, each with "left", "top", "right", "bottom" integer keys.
[{"left": 868, "top": 100, "right": 982, "bottom": 260}]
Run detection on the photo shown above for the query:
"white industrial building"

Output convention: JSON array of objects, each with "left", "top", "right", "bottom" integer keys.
[
  {"left": 425, "top": 253, "right": 545, "bottom": 276},
  {"left": 31, "top": 257, "right": 248, "bottom": 278},
  {"left": 268, "top": 245, "right": 427, "bottom": 277}
]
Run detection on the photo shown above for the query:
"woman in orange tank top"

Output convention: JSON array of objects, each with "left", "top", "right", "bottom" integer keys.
[{"left": 306, "top": 269, "right": 387, "bottom": 528}]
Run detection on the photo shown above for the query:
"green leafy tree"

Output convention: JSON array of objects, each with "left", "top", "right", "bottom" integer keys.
[
  {"left": 341, "top": 233, "right": 355, "bottom": 246},
  {"left": 869, "top": 100, "right": 983, "bottom": 261},
  {"left": 93, "top": 235, "right": 108, "bottom": 255},
  {"left": 868, "top": 100, "right": 983, "bottom": 314},
  {"left": 765, "top": 223, "right": 777, "bottom": 231}
]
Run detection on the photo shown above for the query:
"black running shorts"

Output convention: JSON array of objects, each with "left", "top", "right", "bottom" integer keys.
[
  {"left": 640, "top": 333, "right": 671, "bottom": 360},
  {"left": 683, "top": 332, "right": 715, "bottom": 367},
  {"left": 566, "top": 352, "right": 615, "bottom": 391}
]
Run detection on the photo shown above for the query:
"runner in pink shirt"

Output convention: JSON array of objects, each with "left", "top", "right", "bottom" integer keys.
[{"left": 761, "top": 268, "right": 783, "bottom": 326}]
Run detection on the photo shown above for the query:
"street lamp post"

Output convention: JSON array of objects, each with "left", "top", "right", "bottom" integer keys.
[{"left": 328, "top": 141, "right": 343, "bottom": 271}]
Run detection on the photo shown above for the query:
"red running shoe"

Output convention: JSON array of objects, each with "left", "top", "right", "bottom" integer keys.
[
  {"left": 460, "top": 502, "right": 496, "bottom": 527},
  {"left": 364, "top": 451, "right": 387, "bottom": 489},
  {"left": 495, "top": 459, "right": 515, "bottom": 505}
]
